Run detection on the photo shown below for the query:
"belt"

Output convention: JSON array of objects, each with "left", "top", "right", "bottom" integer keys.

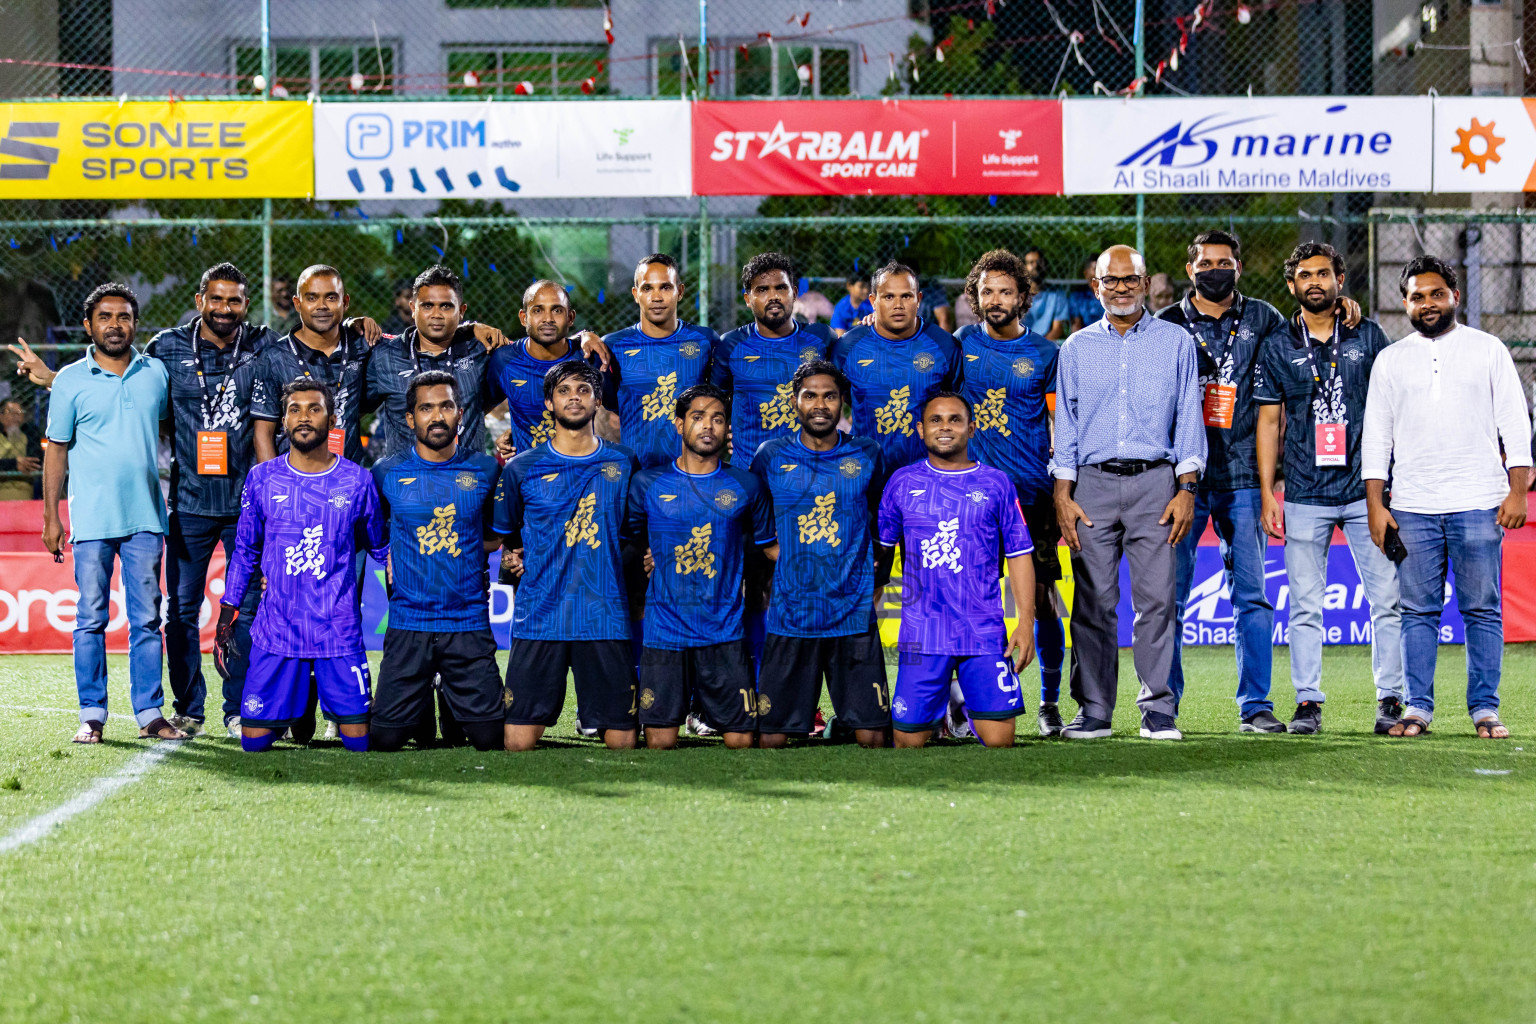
[{"left": 1092, "top": 459, "right": 1168, "bottom": 476}]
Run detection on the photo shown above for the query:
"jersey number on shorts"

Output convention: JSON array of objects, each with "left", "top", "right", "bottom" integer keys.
[
  {"left": 995, "top": 661, "right": 1019, "bottom": 693},
  {"left": 350, "top": 664, "right": 368, "bottom": 695}
]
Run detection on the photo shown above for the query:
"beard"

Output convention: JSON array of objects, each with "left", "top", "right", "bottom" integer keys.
[
  {"left": 554, "top": 407, "right": 596, "bottom": 432},
  {"left": 202, "top": 312, "right": 240, "bottom": 338},
  {"left": 983, "top": 304, "right": 1020, "bottom": 329},
  {"left": 1298, "top": 287, "right": 1337, "bottom": 315},
  {"left": 288, "top": 426, "right": 328, "bottom": 453},
  {"left": 93, "top": 327, "right": 134, "bottom": 356},
  {"left": 757, "top": 302, "right": 791, "bottom": 331},
  {"left": 1408, "top": 306, "right": 1456, "bottom": 337},
  {"left": 418, "top": 421, "right": 457, "bottom": 451}
]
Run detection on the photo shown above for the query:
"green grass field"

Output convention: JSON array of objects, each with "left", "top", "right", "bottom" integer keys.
[{"left": 2, "top": 646, "right": 1534, "bottom": 1023}]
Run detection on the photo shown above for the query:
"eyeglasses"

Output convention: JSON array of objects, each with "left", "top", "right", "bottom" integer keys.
[{"left": 1096, "top": 275, "right": 1144, "bottom": 290}]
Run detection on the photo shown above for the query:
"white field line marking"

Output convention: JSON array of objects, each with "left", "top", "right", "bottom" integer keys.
[
  {"left": 0, "top": 740, "right": 186, "bottom": 855},
  {"left": 0, "top": 704, "right": 135, "bottom": 722}
]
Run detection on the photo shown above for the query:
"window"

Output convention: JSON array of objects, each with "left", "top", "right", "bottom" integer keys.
[
  {"left": 652, "top": 39, "right": 701, "bottom": 98},
  {"left": 725, "top": 41, "right": 854, "bottom": 97},
  {"left": 234, "top": 42, "right": 396, "bottom": 96},
  {"left": 445, "top": 45, "right": 609, "bottom": 96}
]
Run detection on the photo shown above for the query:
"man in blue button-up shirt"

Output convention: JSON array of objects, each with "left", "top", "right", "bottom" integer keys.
[{"left": 1052, "top": 245, "right": 1206, "bottom": 741}]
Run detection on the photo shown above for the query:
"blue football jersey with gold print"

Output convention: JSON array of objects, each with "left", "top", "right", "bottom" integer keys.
[
  {"left": 485, "top": 340, "right": 589, "bottom": 455},
  {"left": 832, "top": 319, "right": 958, "bottom": 472},
  {"left": 953, "top": 324, "right": 1058, "bottom": 505},
  {"left": 493, "top": 439, "right": 640, "bottom": 642},
  {"left": 749, "top": 433, "right": 885, "bottom": 639},
  {"left": 601, "top": 322, "right": 718, "bottom": 469},
  {"left": 711, "top": 320, "right": 833, "bottom": 465},
  {"left": 626, "top": 463, "right": 772, "bottom": 650},
  {"left": 372, "top": 447, "right": 500, "bottom": 633}
]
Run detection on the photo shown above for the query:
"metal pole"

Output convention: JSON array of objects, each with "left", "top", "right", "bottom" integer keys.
[
  {"left": 260, "top": 0, "right": 274, "bottom": 327},
  {"left": 696, "top": 0, "right": 710, "bottom": 327},
  {"left": 1133, "top": 0, "right": 1146, "bottom": 254}
]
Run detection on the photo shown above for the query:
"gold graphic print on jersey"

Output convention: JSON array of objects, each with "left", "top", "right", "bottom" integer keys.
[
  {"left": 759, "top": 382, "right": 798, "bottom": 432},
  {"left": 797, "top": 492, "right": 841, "bottom": 547},
  {"left": 565, "top": 492, "right": 601, "bottom": 548},
  {"left": 976, "top": 388, "right": 1012, "bottom": 436},
  {"left": 642, "top": 372, "right": 679, "bottom": 421},
  {"left": 529, "top": 410, "right": 555, "bottom": 446},
  {"left": 674, "top": 523, "right": 717, "bottom": 578},
  {"left": 416, "top": 504, "right": 461, "bottom": 557},
  {"left": 875, "top": 386, "right": 913, "bottom": 436}
]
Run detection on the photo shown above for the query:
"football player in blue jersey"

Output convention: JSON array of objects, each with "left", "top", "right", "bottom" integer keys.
[
  {"left": 628, "top": 383, "right": 772, "bottom": 749},
  {"left": 832, "top": 260, "right": 959, "bottom": 473},
  {"left": 600, "top": 253, "right": 719, "bottom": 468},
  {"left": 488, "top": 280, "right": 600, "bottom": 456},
  {"left": 955, "top": 249, "right": 1068, "bottom": 736},
  {"left": 751, "top": 360, "right": 891, "bottom": 749},
  {"left": 495, "top": 360, "right": 642, "bottom": 751},
  {"left": 370, "top": 371, "right": 504, "bottom": 752}
]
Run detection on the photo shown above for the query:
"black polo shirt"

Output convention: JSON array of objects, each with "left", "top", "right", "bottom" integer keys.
[
  {"left": 248, "top": 330, "right": 373, "bottom": 464},
  {"left": 364, "top": 325, "right": 494, "bottom": 462}
]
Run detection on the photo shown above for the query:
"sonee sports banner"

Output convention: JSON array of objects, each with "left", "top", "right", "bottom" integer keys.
[{"left": 692, "top": 99, "right": 1063, "bottom": 196}]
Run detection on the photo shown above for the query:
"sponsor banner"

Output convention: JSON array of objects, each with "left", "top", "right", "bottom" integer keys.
[
  {"left": 0, "top": 101, "right": 312, "bottom": 199},
  {"left": 1062, "top": 97, "right": 1432, "bottom": 195},
  {"left": 359, "top": 553, "right": 513, "bottom": 651},
  {"left": 693, "top": 99, "right": 1062, "bottom": 196},
  {"left": 1432, "top": 97, "right": 1536, "bottom": 192},
  {"left": 313, "top": 100, "right": 691, "bottom": 200}
]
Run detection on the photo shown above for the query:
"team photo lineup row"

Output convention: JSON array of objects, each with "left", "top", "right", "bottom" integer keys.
[{"left": 27, "top": 232, "right": 1532, "bottom": 753}]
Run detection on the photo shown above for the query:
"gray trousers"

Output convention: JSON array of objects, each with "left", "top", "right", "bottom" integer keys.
[{"left": 1067, "top": 463, "right": 1180, "bottom": 720}]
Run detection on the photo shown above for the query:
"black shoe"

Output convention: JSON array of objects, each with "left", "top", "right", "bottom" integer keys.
[
  {"left": 1062, "top": 714, "right": 1113, "bottom": 739},
  {"left": 1374, "top": 697, "right": 1405, "bottom": 735},
  {"left": 1240, "top": 709, "right": 1287, "bottom": 734},
  {"left": 1289, "top": 701, "right": 1323, "bottom": 735},
  {"left": 1037, "top": 702, "right": 1064, "bottom": 737},
  {"left": 1139, "top": 711, "right": 1182, "bottom": 740}
]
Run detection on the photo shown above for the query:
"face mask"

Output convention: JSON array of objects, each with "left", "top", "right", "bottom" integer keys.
[{"left": 1193, "top": 268, "right": 1237, "bottom": 302}]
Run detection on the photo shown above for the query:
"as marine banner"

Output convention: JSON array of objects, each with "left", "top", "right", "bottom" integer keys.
[{"left": 0, "top": 101, "right": 313, "bottom": 199}]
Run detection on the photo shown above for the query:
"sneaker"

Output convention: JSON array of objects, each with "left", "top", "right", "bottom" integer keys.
[
  {"left": 573, "top": 716, "right": 599, "bottom": 739},
  {"left": 1139, "top": 711, "right": 1182, "bottom": 740},
  {"left": 1374, "top": 697, "right": 1405, "bottom": 735},
  {"left": 1037, "top": 702, "right": 1064, "bottom": 737},
  {"left": 945, "top": 700, "right": 974, "bottom": 741},
  {"left": 224, "top": 715, "right": 241, "bottom": 740},
  {"left": 1062, "top": 714, "right": 1113, "bottom": 739},
  {"left": 321, "top": 720, "right": 339, "bottom": 742},
  {"left": 166, "top": 714, "right": 204, "bottom": 736},
  {"left": 1239, "top": 709, "right": 1286, "bottom": 734},
  {"left": 685, "top": 713, "right": 718, "bottom": 738},
  {"left": 1289, "top": 701, "right": 1323, "bottom": 735}
]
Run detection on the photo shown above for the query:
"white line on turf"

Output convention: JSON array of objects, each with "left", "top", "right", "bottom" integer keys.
[
  {"left": 0, "top": 740, "right": 186, "bottom": 855},
  {"left": 0, "top": 704, "right": 135, "bottom": 722}
]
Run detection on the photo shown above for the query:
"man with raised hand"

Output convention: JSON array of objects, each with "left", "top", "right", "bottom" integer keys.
[
  {"left": 487, "top": 280, "right": 601, "bottom": 456},
  {"left": 369, "top": 371, "right": 503, "bottom": 752},
  {"left": 365, "top": 264, "right": 510, "bottom": 464},
  {"left": 878, "top": 392, "right": 1036, "bottom": 748},
  {"left": 750, "top": 360, "right": 891, "bottom": 749},
  {"left": 833, "top": 260, "right": 958, "bottom": 474},
  {"left": 954, "top": 248, "right": 1066, "bottom": 737},
  {"left": 1256, "top": 242, "right": 1404, "bottom": 736},
  {"left": 628, "top": 383, "right": 772, "bottom": 750},
  {"left": 601, "top": 253, "right": 718, "bottom": 468},
  {"left": 216, "top": 380, "right": 388, "bottom": 753},
  {"left": 1053, "top": 245, "right": 1205, "bottom": 742},
  {"left": 495, "top": 361, "right": 642, "bottom": 751}
]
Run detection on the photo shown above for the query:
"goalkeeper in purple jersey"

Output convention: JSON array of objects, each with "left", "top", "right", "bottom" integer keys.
[
  {"left": 877, "top": 392, "right": 1036, "bottom": 748},
  {"left": 216, "top": 379, "right": 388, "bottom": 753}
]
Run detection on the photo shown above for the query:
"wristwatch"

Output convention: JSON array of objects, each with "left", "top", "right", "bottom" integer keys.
[{"left": 1177, "top": 481, "right": 1198, "bottom": 494}]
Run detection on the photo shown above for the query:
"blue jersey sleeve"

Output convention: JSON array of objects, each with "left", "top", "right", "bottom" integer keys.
[
  {"left": 493, "top": 461, "right": 524, "bottom": 541},
  {"left": 369, "top": 462, "right": 393, "bottom": 540},
  {"left": 876, "top": 475, "right": 902, "bottom": 549},
  {"left": 746, "top": 471, "right": 774, "bottom": 546},
  {"left": 248, "top": 348, "right": 282, "bottom": 422},
  {"left": 710, "top": 330, "right": 737, "bottom": 392},
  {"left": 223, "top": 471, "right": 266, "bottom": 607},
  {"left": 1000, "top": 484, "right": 1033, "bottom": 557},
  {"left": 747, "top": 443, "right": 778, "bottom": 544},
  {"left": 357, "top": 472, "right": 389, "bottom": 566},
  {"left": 624, "top": 465, "right": 653, "bottom": 546}
]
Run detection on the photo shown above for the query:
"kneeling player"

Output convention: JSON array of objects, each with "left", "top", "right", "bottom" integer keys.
[
  {"left": 370, "top": 370, "right": 504, "bottom": 752},
  {"left": 495, "top": 361, "right": 641, "bottom": 751},
  {"left": 216, "top": 380, "right": 388, "bottom": 752},
  {"left": 628, "top": 384, "right": 771, "bottom": 749},
  {"left": 877, "top": 393, "right": 1035, "bottom": 748},
  {"left": 749, "top": 360, "right": 892, "bottom": 749}
]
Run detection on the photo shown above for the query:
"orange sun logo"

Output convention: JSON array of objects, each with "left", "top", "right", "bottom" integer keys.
[{"left": 1452, "top": 118, "right": 1506, "bottom": 173}]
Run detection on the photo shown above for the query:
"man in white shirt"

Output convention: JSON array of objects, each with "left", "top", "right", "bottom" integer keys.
[{"left": 1362, "top": 255, "right": 1531, "bottom": 739}]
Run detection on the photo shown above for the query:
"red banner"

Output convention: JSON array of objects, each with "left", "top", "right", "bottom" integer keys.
[{"left": 692, "top": 99, "right": 1063, "bottom": 196}]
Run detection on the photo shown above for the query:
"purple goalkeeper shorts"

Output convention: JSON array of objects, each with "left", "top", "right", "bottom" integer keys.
[
  {"left": 240, "top": 646, "right": 372, "bottom": 728},
  {"left": 892, "top": 652, "right": 1023, "bottom": 732}
]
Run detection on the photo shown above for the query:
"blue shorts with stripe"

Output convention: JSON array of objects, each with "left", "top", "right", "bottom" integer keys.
[
  {"left": 892, "top": 652, "right": 1023, "bottom": 732},
  {"left": 241, "top": 646, "right": 372, "bottom": 728}
]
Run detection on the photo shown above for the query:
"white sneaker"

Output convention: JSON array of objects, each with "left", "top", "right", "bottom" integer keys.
[
  {"left": 322, "top": 720, "right": 339, "bottom": 742},
  {"left": 685, "top": 713, "right": 718, "bottom": 738},
  {"left": 945, "top": 700, "right": 974, "bottom": 741},
  {"left": 225, "top": 716, "right": 241, "bottom": 740},
  {"left": 167, "top": 714, "right": 204, "bottom": 736},
  {"left": 574, "top": 716, "right": 599, "bottom": 739}
]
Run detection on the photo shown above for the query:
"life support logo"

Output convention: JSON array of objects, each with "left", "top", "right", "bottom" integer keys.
[{"left": 0, "top": 122, "right": 60, "bottom": 180}]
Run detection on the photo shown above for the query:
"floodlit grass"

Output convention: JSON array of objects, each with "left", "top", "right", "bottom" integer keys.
[{"left": 2, "top": 646, "right": 1534, "bottom": 1023}]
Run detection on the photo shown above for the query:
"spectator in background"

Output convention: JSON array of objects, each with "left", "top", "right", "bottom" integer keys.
[
  {"left": 1149, "top": 272, "right": 1179, "bottom": 313},
  {"left": 380, "top": 279, "right": 415, "bottom": 336},
  {"left": 270, "top": 274, "right": 300, "bottom": 335},
  {"left": 793, "top": 276, "right": 835, "bottom": 324},
  {"left": 831, "top": 272, "right": 873, "bottom": 336},
  {"left": 952, "top": 290, "right": 981, "bottom": 328},
  {"left": 1021, "top": 247, "right": 1069, "bottom": 340},
  {"left": 1069, "top": 258, "right": 1103, "bottom": 331},
  {"left": 908, "top": 258, "right": 954, "bottom": 331},
  {"left": 0, "top": 398, "right": 41, "bottom": 500}
]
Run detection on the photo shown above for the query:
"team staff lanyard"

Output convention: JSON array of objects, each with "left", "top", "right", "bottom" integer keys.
[
  {"left": 288, "top": 334, "right": 351, "bottom": 456},
  {"left": 1196, "top": 303, "right": 1242, "bottom": 429},
  {"left": 191, "top": 321, "right": 242, "bottom": 475},
  {"left": 1300, "top": 314, "right": 1347, "bottom": 467}
]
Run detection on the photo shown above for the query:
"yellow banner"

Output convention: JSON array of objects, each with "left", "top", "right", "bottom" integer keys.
[
  {"left": 877, "top": 547, "right": 1073, "bottom": 648},
  {"left": 0, "top": 101, "right": 312, "bottom": 199}
]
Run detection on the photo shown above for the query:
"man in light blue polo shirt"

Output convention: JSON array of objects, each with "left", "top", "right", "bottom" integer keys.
[{"left": 43, "top": 283, "right": 183, "bottom": 744}]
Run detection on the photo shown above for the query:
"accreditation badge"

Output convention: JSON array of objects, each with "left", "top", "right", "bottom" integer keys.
[
  {"left": 1202, "top": 382, "right": 1236, "bottom": 429},
  {"left": 196, "top": 431, "right": 229, "bottom": 475},
  {"left": 1315, "top": 421, "right": 1347, "bottom": 467},
  {"left": 327, "top": 428, "right": 345, "bottom": 456}
]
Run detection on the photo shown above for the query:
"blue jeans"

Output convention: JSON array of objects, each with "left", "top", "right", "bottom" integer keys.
[
  {"left": 166, "top": 512, "right": 259, "bottom": 722},
  {"left": 1395, "top": 508, "right": 1504, "bottom": 722},
  {"left": 1170, "top": 487, "right": 1275, "bottom": 717},
  {"left": 1282, "top": 500, "right": 1404, "bottom": 705},
  {"left": 73, "top": 532, "right": 166, "bottom": 727}
]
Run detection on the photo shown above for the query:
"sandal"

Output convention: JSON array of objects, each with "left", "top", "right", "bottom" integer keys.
[
  {"left": 72, "top": 721, "right": 103, "bottom": 744},
  {"left": 138, "top": 717, "right": 188, "bottom": 740},
  {"left": 1387, "top": 716, "right": 1430, "bottom": 737},
  {"left": 1476, "top": 717, "right": 1510, "bottom": 739}
]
